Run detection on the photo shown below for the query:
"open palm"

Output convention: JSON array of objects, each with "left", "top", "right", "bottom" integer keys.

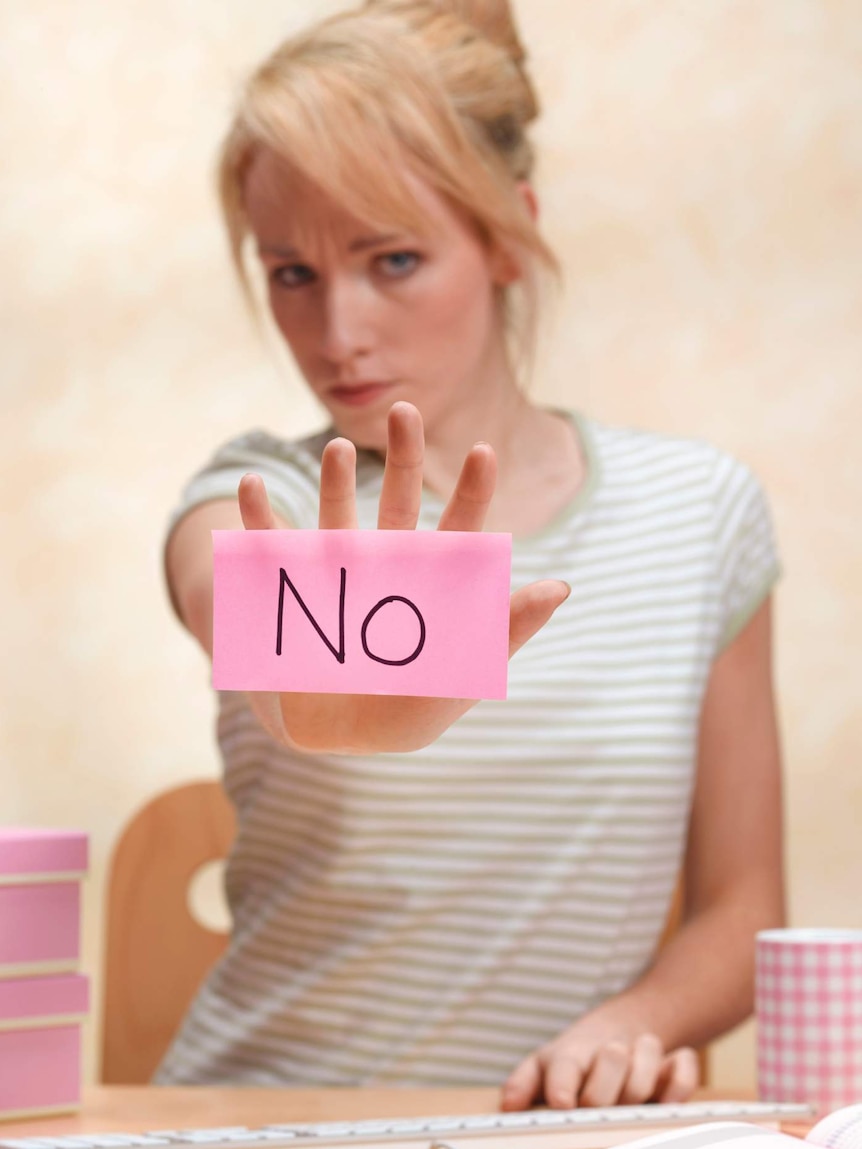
[{"left": 238, "top": 401, "right": 570, "bottom": 755}]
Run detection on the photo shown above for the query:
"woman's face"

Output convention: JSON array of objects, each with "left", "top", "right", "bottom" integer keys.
[{"left": 243, "top": 148, "right": 512, "bottom": 450}]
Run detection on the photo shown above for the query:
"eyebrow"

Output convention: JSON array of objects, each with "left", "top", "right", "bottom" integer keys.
[{"left": 257, "top": 234, "right": 404, "bottom": 259}]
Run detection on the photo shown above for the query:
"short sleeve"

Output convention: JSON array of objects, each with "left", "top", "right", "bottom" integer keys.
[
  {"left": 167, "top": 430, "right": 324, "bottom": 537},
  {"left": 712, "top": 454, "right": 782, "bottom": 653}
]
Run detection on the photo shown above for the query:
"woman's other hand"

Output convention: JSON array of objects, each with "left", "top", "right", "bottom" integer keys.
[{"left": 501, "top": 1026, "right": 700, "bottom": 1111}]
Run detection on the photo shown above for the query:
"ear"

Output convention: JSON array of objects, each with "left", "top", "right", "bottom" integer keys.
[
  {"left": 516, "top": 180, "right": 539, "bottom": 223},
  {"left": 489, "top": 243, "right": 522, "bottom": 286},
  {"left": 488, "top": 182, "right": 540, "bottom": 286}
]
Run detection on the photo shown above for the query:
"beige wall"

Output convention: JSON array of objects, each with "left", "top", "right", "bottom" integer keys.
[{"left": 2, "top": 0, "right": 860, "bottom": 1090}]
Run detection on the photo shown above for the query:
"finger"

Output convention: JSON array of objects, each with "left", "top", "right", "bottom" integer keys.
[
  {"left": 578, "top": 1041, "right": 630, "bottom": 1107},
  {"left": 239, "top": 473, "right": 279, "bottom": 530},
  {"left": 319, "top": 437, "right": 357, "bottom": 529},
  {"left": 437, "top": 442, "right": 496, "bottom": 532},
  {"left": 619, "top": 1033, "right": 664, "bottom": 1104},
  {"left": 543, "top": 1050, "right": 586, "bottom": 1109},
  {"left": 654, "top": 1047, "right": 701, "bottom": 1102},
  {"left": 500, "top": 1053, "right": 543, "bottom": 1112},
  {"left": 508, "top": 580, "right": 571, "bottom": 658},
  {"left": 378, "top": 401, "right": 424, "bottom": 530}
]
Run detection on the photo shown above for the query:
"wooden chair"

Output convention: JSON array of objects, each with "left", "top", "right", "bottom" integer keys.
[{"left": 101, "top": 779, "right": 236, "bottom": 1083}]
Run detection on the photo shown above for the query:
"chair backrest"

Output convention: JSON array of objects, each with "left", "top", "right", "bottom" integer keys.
[{"left": 101, "top": 779, "right": 235, "bottom": 1083}]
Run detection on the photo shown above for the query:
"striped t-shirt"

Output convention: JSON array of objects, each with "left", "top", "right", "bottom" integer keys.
[{"left": 155, "top": 411, "right": 780, "bottom": 1086}]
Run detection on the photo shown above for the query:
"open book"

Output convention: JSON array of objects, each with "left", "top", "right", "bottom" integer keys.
[{"left": 604, "top": 1104, "right": 862, "bottom": 1149}]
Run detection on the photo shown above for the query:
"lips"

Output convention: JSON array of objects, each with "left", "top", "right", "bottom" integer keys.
[{"left": 328, "top": 382, "right": 393, "bottom": 407}]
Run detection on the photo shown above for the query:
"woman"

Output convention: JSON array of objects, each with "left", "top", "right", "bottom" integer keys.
[{"left": 159, "top": 0, "right": 785, "bottom": 1107}]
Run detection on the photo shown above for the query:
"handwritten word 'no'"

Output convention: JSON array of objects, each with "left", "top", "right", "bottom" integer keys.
[{"left": 276, "top": 567, "right": 426, "bottom": 667}]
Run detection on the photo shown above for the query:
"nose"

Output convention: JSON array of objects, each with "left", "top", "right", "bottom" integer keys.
[{"left": 318, "top": 273, "right": 374, "bottom": 368}]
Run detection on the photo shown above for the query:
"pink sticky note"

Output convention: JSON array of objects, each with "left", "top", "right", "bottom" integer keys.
[{"left": 212, "top": 530, "right": 512, "bottom": 699}]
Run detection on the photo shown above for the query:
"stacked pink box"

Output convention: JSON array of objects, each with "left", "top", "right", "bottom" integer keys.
[{"left": 0, "top": 828, "right": 89, "bottom": 1121}]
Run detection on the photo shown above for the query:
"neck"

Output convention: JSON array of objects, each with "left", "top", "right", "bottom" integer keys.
[
  {"left": 416, "top": 347, "right": 586, "bottom": 537},
  {"left": 423, "top": 390, "right": 533, "bottom": 491}
]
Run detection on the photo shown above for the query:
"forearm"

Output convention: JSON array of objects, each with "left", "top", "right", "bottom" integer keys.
[{"left": 582, "top": 879, "right": 785, "bottom": 1052}]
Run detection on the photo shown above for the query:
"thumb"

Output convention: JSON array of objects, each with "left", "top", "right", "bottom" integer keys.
[{"left": 508, "top": 580, "right": 571, "bottom": 659}]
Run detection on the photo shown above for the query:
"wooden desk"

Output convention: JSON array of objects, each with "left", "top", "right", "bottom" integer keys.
[{"left": 0, "top": 1088, "right": 500, "bottom": 1138}]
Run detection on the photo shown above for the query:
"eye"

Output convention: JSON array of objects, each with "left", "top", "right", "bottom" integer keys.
[
  {"left": 269, "top": 263, "right": 316, "bottom": 290},
  {"left": 375, "top": 251, "right": 421, "bottom": 279}
]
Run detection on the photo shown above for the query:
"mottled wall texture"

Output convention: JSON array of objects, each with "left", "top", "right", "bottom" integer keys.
[{"left": 2, "top": 1, "right": 860, "bottom": 1086}]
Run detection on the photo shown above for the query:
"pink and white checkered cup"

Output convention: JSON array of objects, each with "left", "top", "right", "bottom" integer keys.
[{"left": 757, "top": 928, "right": 862, "bottom": 1111}]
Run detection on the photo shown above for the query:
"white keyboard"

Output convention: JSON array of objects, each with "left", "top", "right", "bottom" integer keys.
[{"left": 0, "top": 1101, "right": 816, "bottom": 1149}]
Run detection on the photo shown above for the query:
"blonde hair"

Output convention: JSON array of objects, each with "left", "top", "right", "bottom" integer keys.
[{"left": 218, "top": 0, "right": 560, "bottom": 373}]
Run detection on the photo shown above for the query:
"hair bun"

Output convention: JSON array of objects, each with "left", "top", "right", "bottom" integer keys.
[
  {"left": 365, "top": 0, "right": 538, "bottom": 121},
  {"left": 432, "top": 0, "right": 528, "bottom": 66}
]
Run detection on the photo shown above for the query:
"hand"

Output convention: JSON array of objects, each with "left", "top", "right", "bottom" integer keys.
[
  {"left": 501, "top": 1027, "right": 700, "bottom": 1110},
  {"left": 237, "top": 400, "right": 571, "bottom": 755}
]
